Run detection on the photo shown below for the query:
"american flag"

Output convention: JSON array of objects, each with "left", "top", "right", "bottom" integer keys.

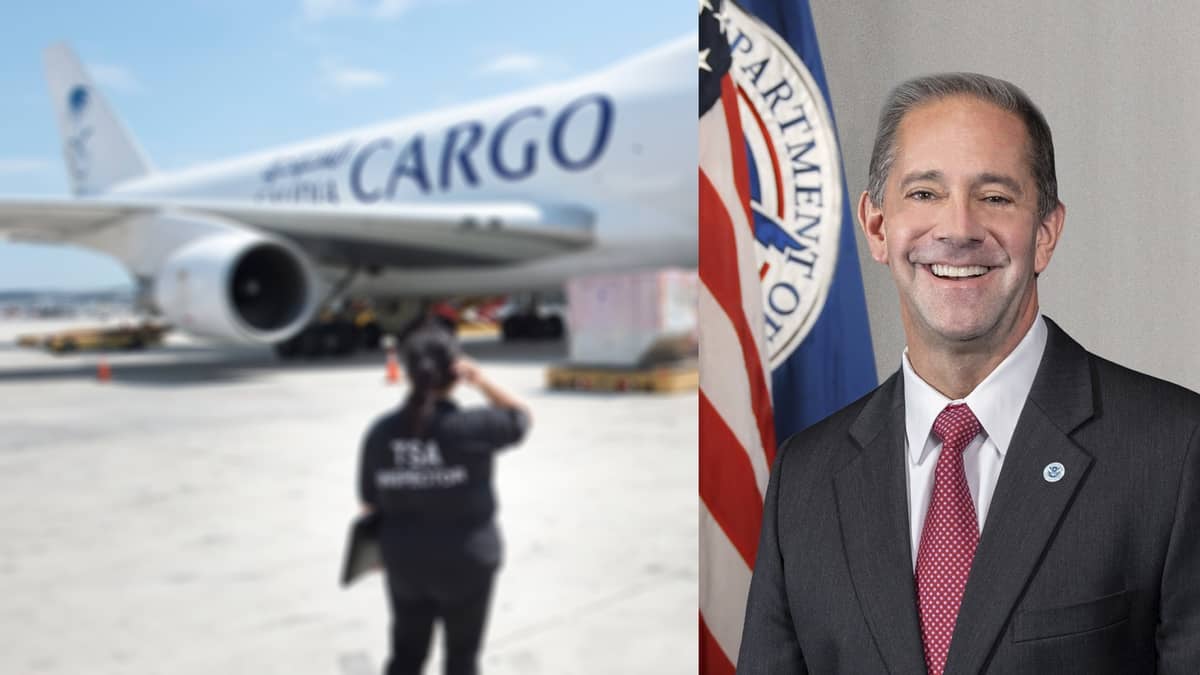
[{"left": 698, "top": 1, "right": 777, "bottom": 672}]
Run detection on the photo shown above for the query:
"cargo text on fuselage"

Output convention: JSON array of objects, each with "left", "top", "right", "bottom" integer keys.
[{"left": 254, "top": 93, "right": 615, "bottom": 204}]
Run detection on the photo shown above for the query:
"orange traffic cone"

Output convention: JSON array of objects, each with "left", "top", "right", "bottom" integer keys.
[
  {"left": 385, "top": 347, "right": 401, "bottom": 385},
  {"left": 97, "top": 356, "right": 112, "bottom": 383}
]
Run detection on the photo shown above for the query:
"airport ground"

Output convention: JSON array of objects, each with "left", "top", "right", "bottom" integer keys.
[{"left": 0, "top": 319, "right": 698, "bottom": 674}]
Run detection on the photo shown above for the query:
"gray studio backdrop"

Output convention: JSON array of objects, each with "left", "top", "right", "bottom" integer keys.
[{"left": 809, "top": 0, "right": 1200, "bottom": 392}]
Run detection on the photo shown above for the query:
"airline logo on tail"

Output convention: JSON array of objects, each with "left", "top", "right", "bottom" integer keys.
[
  {"left": 68, "top": 85, "right": 89, "bottom": 116},
  {"left": 65, "top": 84, "right": 94, "bottom": 184}
]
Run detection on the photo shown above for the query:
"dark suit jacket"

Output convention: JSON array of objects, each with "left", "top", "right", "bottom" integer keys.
[{"left": 737, "top": 318, "right": 1200, "bottom": 674}]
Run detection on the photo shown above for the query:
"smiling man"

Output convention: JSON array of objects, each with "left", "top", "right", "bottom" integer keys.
[{"left": 736, "top": 74, "right": 1200, "bottom": 674}]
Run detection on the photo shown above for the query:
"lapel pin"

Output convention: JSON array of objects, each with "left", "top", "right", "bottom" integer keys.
[{"left": 1043, "top": 462, "right": 1065, "bottom": 483}]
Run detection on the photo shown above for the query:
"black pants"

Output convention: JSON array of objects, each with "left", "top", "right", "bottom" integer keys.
[{"left": 383, "top": 563, "right": 496, "bottom": 675}]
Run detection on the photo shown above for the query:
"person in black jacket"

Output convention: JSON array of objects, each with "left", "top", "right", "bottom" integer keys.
[{"left": 359, "top": 325, "right": 530, "bottom": 675}]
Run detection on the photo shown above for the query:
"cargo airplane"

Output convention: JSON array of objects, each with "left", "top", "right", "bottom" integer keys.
[{"left": 0, "top": 38, "right": 695, "bottom": 353}]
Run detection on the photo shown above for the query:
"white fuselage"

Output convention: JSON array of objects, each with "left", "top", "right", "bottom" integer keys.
[{"left": 107, "top": 37, "right": 697, "bottom": 296}]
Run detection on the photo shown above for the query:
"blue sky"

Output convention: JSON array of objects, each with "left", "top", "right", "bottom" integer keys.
[{"left": 0, "top": 0, "right": 690, "bottom": 290}]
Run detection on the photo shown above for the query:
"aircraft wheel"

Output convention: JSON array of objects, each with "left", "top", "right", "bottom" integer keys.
[
  {"left": 342, "top": 334, "right": 359, "bottom": 356},
  {"left": 360, "top": 322, "right": 382, "bottom": 350},
  {"left": 502, "top": 316, "right": 527, "bottom": 341},
  {"left": 321, "top": 325, "right": 349, "bottom": 356},
  {"left": 316, "top": 322, "right": 355, "bottom": 357},
  {"left": 298, "top": 328, "right": 324, "bottom": 358},
  {"left": 274, "top": 337, "right": 300, "bottom": 359}
]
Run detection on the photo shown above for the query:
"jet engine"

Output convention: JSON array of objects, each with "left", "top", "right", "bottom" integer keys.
[{"left": 153, "top": 232, "right": 320, "bottom": 344}]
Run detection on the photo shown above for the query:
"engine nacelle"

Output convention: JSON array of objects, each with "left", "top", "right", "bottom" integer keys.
[{"left": 154, "top": 232, "right": 319, "bottom": 344}]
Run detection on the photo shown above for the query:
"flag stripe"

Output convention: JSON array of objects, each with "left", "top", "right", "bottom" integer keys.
[
  {"left": 701, "top": 1, "right": 878, "bottom": 670},
  {"left": 700, "top": 391, "right": 764, "bottom": 567},
  {"left": 701, "top": 614, "right": 737, "bottom": 675},
  {"left": 701, "top": 79, "right": 775, "bottom": 397},
  {"left": 700, "top": 6, "right": 780, "bottom": 671},
  {"left": 700, "top": 79, "right": 774, "bottom": 399},
  {"left": 698, "top": 285, "right": 770, "bottom": 492},
  {"left": 720, "top": 76, "right": 753, "bottom": 234},
  {"left": 699, "top": 501, "right": 754, "bottom": 666},
  {"left": 699, "top": 169, "right": 777, "bottom": 467}
]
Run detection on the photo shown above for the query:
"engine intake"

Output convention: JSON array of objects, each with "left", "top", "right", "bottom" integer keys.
[
  {"left": 231, "top": 244, "right": 309, "bottom": 331},
  {"left": 155, "top": 232, "right": 319, "bottom": 344}
]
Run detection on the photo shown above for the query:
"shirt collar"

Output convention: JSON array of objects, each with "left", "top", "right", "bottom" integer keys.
[{"left": 902, "top": 314, "right": 1048, "bottom": 464}]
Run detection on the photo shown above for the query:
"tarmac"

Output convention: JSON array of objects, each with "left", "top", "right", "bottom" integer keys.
[{"left": 0, "top": 319, "right": 698, "bottom": 674}]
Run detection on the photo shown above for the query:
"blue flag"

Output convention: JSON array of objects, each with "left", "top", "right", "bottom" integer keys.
[{"left": 720, "top": 0, "right": 877, "bottom": 441}]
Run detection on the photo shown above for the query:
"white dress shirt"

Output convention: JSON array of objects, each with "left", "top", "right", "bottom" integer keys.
[{"left": 902, "top": 314, "right": 1049, "bottom": 569}]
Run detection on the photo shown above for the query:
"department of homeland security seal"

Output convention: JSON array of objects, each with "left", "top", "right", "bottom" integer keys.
[{"left": 720, "top": 3, "right": 842, "bottom": 369}]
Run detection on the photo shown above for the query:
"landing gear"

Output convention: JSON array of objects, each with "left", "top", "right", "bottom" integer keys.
[
  {"left": 501, "top": 312, "right": 564, "bottom": 340},
  {"left": 273, "top": 260, "right": 390, "bottom": 360},
  {"left": 499, "top": 292, "right": 566, "bottom": 341},
  {"left": 273, "top": 312, "right": 383, "bottom": 359},
  {"left": 499, "top": 293, "right": 564, "bottom": 341}
]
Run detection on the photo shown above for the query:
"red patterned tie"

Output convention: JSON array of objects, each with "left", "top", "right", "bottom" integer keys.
[{"left": 916, "top": 403, "right": 983, "bottom": 675}]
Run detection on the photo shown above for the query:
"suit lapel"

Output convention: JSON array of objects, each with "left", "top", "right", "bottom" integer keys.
[
  {"left": 945, "top": 318, "right": 1097, "bottom": 674},
  {"left": 835, "top": 374, "right": 928, "bottom": 675}
]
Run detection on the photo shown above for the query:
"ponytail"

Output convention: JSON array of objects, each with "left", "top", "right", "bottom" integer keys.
[{"left": 398, "top": 326, "right": 460, "bottom": 437}]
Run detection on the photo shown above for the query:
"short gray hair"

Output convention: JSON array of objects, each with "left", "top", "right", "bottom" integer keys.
[{"left": 866, "top": 73, "right": 1058, "bottom": 219}]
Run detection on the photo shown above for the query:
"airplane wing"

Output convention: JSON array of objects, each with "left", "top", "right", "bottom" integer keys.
[
  {"left": 0, "top": 199, "right": 143, "bottom": 243},
  {"left": 0, "top": 197, "right": 595, "bottom": 267}
]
